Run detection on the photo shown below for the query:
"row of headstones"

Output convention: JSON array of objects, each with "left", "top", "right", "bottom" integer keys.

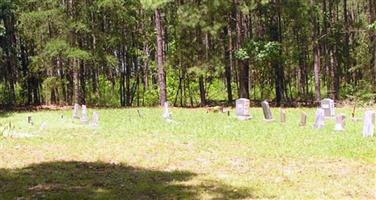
[
  {"left": 235, "top": 98, "right": 375, "bottom": 137},
  {"left": 73, "top": 104, "right": 100, "bottom": 127}
]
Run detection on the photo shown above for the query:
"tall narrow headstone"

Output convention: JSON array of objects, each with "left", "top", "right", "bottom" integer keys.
[
  {"left": 280, "top": 108, "right": 286, "bottom": 123},
  {"left": 320, "top": 98, "right": 335, "bottom": 118},
  {"left": 81, "top": 105, "right": 89, "bottom": 124},
  {"left": 335, "top": 114, "right": 346, "bottom": 131},
  {"left": 73, "top": 103, "right": 80, "bottom": 119},
  {"left": 92, "top": 112, "right": 100, "bottom": 127},
  {"left": 236, "top": 98, "right": 251, "bottom": 120},
  {"left": 299, "top": 112, "right": 307, "bottom": 127},
  {"left": 163, "top": 102, "right": 172, "bottom": 121},
  {"left": 27, "top": 116, "right": 33, "bottom": 125},
  {"left": 137, "top": 109, "right": 143, "bottom": 118},
  {"left": 363, "top": 111, "right": 375, "bottom": 137},
  {"left": 261, "top": 100, "right": 273, "bottom": 121},
  {"left": 314, "top": 108, "right": 325, "bottom": 129}
]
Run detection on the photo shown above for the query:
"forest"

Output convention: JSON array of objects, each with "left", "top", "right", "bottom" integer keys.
[{"left": 0, "top": 0, "right": 375, "bottom": 107}]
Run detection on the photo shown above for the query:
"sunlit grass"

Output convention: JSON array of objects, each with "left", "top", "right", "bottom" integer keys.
[{"left": 0, "top": 107, "right": 375, "bottom": 199}]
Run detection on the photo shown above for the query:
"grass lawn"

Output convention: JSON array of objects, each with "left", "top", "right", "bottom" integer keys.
[{"left": 0, "top": 107, "right": 375, "bottom": 199}]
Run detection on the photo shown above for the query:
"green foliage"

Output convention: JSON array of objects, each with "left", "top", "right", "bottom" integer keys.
[
  {"left": 344, "top": 81, "right": 376, "bottom": 106},
  {"left": 68, "top": 21, "right": 91, "bottom": 34},
  {"left": 97, "top": 0, "right": 124, "bottom": 10},
  {"left": 236, "top": 40, "right": 282, "bottom": 63},
  {"left": 1, "top": 0, "right": 376, "bottom": 107},
  {"left": 235, "top": 48, "right": 250, "bottom": 61},
  {"left": 42, "top": 77, "right": 66, "bottom": 104},
  {"left": 140, "top": 0, "right": 172, "bottom": 10},
  {"left": 0, "top": 23, "right": 5, "bottom": 36},
  {"left": 66, "top": 48, "right": 91, "bottom": 61},
  {"left": 44, "top": 39, "right": 70, "bottom": 58},
  {"left": 143, "top": 88, "right": 160, "bottom": 106},
  {"left": 368, "top": 21, "right": 376, "bottom": 30},
  {"left": 97, "top": 75, "right": 119, "bottom": 106},
  {"left": 246, "top": 40, "right": 282, "bottom": 62}
]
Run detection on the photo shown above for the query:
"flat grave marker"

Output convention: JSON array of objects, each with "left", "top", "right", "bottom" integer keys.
[{"left": 40, "top": 122, "right": 47, "bottom": 130}]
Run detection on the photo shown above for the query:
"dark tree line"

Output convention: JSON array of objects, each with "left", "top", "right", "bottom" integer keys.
[{"left": 0, "top": 0, "right": 375, "bottom": 107}]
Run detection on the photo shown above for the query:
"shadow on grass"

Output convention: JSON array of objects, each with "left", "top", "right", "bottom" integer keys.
[
  {"left": 0, "top": 111, "right": 13, "bottom": 118},
  {"left": 0, "top": 161, "right": 257, "bottom": 199}
]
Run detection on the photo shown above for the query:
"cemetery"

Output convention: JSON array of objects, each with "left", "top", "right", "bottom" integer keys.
[
  {"left": 0, "top": 102, "right": 375, "bottom": 199},
  {"left": 0, "top": 1, "right": 376, "bottom": 199}
]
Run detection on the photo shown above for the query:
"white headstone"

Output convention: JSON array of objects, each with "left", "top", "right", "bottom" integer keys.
[
  {"left": 334, "top": 114, "right": 346, "bottom": 131},
  {"left": 73, "top": 103, "right": 80, "bottom": 119},
  {"left": 314, "top": 108, "right": 325, "bottom": 129},
  {"left": 261, "top": 101, "right": 273, "bottom": 121},
  {"left": 236, "top": 98, "right": 251, "bottom": 120},
  {"left": 81, "top": 105, "right": 89, "bottom": 124},
  {"left": 280, "top": 108, "right": 286, "bottom": 123},
  {"left": 363, "top": 111, "right": 375, "bottom": 137},
  {"left": 92, "top": 112, "right": 100, "bottom": 127},
  {"left": 163, "top": 102, "right": 172, "bottom": 121},
  {"left": 320, "top": 98, "right": 335, "bottom": 118}
]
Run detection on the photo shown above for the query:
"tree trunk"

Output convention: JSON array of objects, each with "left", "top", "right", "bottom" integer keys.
[
  {"left": 271, "top": 0, "right": 285, "bottom": 105},
  {"left": 235, "top": 0, "right": 249, "bottom": 99},
  {"left": 73, "top": 59, "right": 80, "bottom": 104},
  {"left": 369, "top": 0, "right": 376, "bottom": 85},
  {"left": 155, "top": 8, "right": 167, "bottom": 105},
  {"left": 224, "top": 21, "right": 233, "bottom": 104},
  {"left": 312, "top": 0, "right": 322, "bottom": 102},
  {"left": 199, "top": 76, "right": 206, "bottom": 106},
  {"left": 314, "top": 45, "right": 321, "bottom": 102}
]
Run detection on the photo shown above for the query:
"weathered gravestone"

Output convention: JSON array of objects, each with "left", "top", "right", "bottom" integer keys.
[
  {"left": 280, "top": 108, "right": 286, "bottom": 123},
  {"left": 261, "top": 101, "right": 273, "bottom": 121},
  {"left": 363, "top": 111, "right": 375, "bottom": 137},
  {"left": 92, "top": 112, "right": 100, "bottom": 127},
  {"left": 334, "top": 114, "right": 346, "bottom": 131},
  {"left": 73, "top": 103, "right": 80, "bottom": 119},
  {"left": 27, "top": 115, "right": 33, "bottom": 125},
  {"left": 137, "top": 109, "right": 143, "bottom": 118},
  {"left": 81, "top": 105, "right": 89, "bottom": 124},
  {"left": 163, "top": 102, "right": 172, "bottom": 121},
  {"left": 320, "top": 98, "right": 335, "bottom": 118},
  {"left": 236, "top": 98, "right": 251, "bottom": 120},
  {"left": 313, "top": 108, "right": 325, "bottom": 129},
  {"left": 299, "top": 112, "right": 307, "bottom": 127}
]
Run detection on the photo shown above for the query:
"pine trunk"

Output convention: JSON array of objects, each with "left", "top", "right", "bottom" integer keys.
[{"left": 155, "top": 8, "right": 167, "bottom": 105}]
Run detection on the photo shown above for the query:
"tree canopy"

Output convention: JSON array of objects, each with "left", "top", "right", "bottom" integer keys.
[{"left": 0, "top": 0, "right": 375, "bottom": 107}]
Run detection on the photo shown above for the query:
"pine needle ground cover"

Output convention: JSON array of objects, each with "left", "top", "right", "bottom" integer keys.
[{"left": 0, "top": 107, "right": 375, "bottom": 199}]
